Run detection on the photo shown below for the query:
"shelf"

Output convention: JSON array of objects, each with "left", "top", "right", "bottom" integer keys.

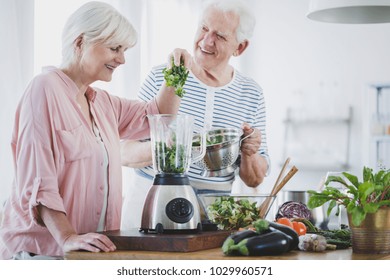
[
  {"left": 284, "top": 106, "right": 352, "bottom": 125},
  {"left": 370, "top": 83, "right": 390, "bottom": 90},
  {"left": 280, "top": 161, "right": 349, "bottom": 172},
  {"left": 281, "top": 106, "right": 352, "bottom": 173},
  {"left": 284, "top": 118, "right": 351, "bottom": 125},
  {"left": 371, "top": 135, "right": 390, "bottom": 142}
]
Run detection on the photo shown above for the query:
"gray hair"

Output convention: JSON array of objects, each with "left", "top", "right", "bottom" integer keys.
[
  {"left": 61, "top": 1, "right": 137, "bottom": 68},
  {"left": 201, "top": 0, "right": 256, "bottom": 43}
]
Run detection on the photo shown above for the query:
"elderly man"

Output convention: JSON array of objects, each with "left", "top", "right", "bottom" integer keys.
[{"left": 120, "top": 0, "right": 270, "bottom": 230}]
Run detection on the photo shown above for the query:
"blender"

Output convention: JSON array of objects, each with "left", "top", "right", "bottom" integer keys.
[{"left": 140, "top": 114, "right": 206, "bottom": 233}]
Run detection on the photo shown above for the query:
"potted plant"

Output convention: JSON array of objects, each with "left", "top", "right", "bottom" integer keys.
[{"left": 307, "top": 166, "right": 390, "bottom": 254}]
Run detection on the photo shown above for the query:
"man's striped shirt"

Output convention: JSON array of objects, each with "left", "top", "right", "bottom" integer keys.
[{"left": 137, "top": 64, "right": 269, "bottom": 185}]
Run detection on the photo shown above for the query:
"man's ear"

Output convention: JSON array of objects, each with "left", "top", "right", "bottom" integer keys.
[{"left": 233, "top": 40, "right": 249, "bottom": 57}]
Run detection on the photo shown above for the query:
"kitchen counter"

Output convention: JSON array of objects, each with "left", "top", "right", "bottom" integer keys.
[
  {"left": 64, "top": 229, "right": 390, "bottom": 260},
  {"left": 65, "top": 248, "right": 390, "bottom": 260}
]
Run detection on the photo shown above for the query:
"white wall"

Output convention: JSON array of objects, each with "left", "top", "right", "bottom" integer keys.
[
  {"left": 238, "top": 0, "right": 390, "bottom": 193},
  {"left": 0, "top": 0, "right": 35, "bottom": 206}
]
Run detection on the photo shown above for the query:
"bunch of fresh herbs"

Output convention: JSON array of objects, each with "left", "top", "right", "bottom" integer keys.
[
  {"left": 307, "top": 166, "right": 390, "bottom": 226},
  {"left": 162, "top": 58, "right": 189, "bottom": 98}
]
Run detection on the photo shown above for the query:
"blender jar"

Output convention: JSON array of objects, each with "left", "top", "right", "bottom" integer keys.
[{"left": 147, "top": 114, "right": 204, "bottom": 175}]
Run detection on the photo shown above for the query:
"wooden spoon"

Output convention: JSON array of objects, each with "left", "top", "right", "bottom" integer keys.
[{"left": 258, "top": 164, "right": 298, "bottom": 218}]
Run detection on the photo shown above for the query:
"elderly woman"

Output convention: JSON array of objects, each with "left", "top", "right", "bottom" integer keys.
[{"left": 0, "top": 1, "right": 180, "bottom": 259}]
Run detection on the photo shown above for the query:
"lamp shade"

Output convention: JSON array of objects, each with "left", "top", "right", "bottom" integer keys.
[{"left": 307, "top": 0, "right": 390, "bottom": 23}]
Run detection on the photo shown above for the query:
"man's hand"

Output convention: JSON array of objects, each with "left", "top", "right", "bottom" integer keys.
[
  {"left": 168, "top": 48, "right": 193, "bottom": 70},
  {"left": 238, "top": 123, "right": 267, "bottom": 187},
  {"left": 240, "top": 123, "right": 261, "bottom": 156}
]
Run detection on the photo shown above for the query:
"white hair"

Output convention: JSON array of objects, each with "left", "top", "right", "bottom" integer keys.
[
  {"left": 61, "top": 1, "right": 137, "bottom": 68},
  {"left": 201, "top": 0, "right": 256, "bottom": 43}
]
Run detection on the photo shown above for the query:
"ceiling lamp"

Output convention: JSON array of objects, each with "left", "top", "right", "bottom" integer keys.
[{"left": 307, "top": 0, "right": 390, "bottom": 23}]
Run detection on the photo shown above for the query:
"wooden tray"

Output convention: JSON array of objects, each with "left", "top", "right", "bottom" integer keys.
[{"left": 102, "top": 229, "right": 231, "bottom": 252}]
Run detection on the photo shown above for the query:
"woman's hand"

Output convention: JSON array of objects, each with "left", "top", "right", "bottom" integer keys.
[
  {"left": 38, "top": 204, "right": 116, "bottom": 254},
  {"left": 62, "top": 232, "right": 116, "bottom": 253}
]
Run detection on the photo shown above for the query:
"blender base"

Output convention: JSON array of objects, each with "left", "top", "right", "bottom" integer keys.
[{"left": 140, "top": 174, "right": 203, "bottom": 233}]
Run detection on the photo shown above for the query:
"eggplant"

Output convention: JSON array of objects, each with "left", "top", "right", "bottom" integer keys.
[
  {"left": 222, "top": 230, "right": 258, "bottom": 255},
  {"left": 230, "top": 229, "right": 259, "bottom": 243},
  {"left": 230, "top": 231, "right": 291, "bottom": 256},
  {"left": 268, "top": 221, "right": 299, "bottom": 250}
]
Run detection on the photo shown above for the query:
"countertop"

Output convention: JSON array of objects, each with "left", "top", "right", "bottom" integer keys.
[{"left": 65, "top": 247, "right": 390, "bottom": 260}]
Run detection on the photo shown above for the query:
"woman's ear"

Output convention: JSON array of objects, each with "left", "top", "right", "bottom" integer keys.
[
  {"left": 72, "top": 35, "right": 85, "bottom": 60},
  {"left": 74, "top": 35, "right": 84, "bottom": 54},
  {"left": 233, "top": 40, "right": 249, "bottom": 57}
]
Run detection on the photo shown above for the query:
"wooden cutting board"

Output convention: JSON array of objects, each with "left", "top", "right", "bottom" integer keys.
[{"left": 102, "top": 229, "right": 231, "bottom": 252}]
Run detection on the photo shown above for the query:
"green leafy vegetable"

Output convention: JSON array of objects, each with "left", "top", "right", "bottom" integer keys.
[
  {"left": 162, "top": 58, "right": 189, "bottom": 98},
  {"left": 156, "top": 141, "right": 187, "bottom": 173},
  {"left": 307, "top": 166, "right": 390, "bottom": 226},
  {"left": 207, "top": 197, "right": 260, "bottom": 230},
  {"left": 193, "top": 134, "right": 224, "bottom": 147}
]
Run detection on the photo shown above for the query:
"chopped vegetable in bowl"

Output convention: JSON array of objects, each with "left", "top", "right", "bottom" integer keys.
[{"left": 200, "top": 195, "right": 276, "bottom": 230}]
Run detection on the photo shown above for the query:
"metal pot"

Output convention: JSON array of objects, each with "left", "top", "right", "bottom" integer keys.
[
  {"left": 348, "top": 208, "right": 390, "bottom": 254},
  {"left": 192, "top": 128, "right": 253, "bottom": 177}
]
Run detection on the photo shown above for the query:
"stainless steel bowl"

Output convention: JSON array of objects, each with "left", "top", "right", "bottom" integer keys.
[{"left": 192, "top": 128, "right": 245, "bottom": 177}]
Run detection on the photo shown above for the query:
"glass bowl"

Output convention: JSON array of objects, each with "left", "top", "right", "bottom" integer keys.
[{"left": 198, "top": 193, "right": 276, "bottom": 231}]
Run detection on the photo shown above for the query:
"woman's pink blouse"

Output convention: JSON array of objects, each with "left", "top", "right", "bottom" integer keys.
[{"left": 0, "top": 67, "right": 159, "bottom": 258}]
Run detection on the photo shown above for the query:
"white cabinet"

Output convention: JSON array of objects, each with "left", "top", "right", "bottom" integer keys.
[
  {"left": 368, "top": 84, "right": 390, "bottom": 168},
  {"left": 281, "top": 106, "right": 353, "bottom": 171}
]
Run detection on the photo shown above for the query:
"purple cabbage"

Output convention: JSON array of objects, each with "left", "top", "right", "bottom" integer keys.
[{"left": 275, "top": 201, "right": 312, "bottom": 220}]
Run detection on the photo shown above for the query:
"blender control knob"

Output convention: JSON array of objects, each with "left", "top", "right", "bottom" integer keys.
[{"left": 166, "top": 198, "right": 194, "bottom": 223}]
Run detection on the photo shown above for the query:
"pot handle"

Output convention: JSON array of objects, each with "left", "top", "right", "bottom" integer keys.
[{"left": 239, "top": 128, "right": 255, "bottom": 146}]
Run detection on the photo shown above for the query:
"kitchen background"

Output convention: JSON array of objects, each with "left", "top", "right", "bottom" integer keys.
[{"left": 1, "top": 0, "right": 390, "bottom": 210}]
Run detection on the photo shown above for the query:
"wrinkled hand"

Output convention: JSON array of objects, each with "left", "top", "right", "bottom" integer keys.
[
  {"left": 240, "top": 123, "right": 261, "bottom": 157},
  {"left": 167, "top": 48, "right": 193, "bottom": 70},
  {"left": 62, "top": 232, "right": 116, "bottom": 253}
]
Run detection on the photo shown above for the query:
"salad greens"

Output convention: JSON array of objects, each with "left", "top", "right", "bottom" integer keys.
[
  {"left": 207, "top": 197, "right": 260, "bottom": 230},
  {"left": 156, "top": 141, "right": 187, "bottom": 173},
  {"left": 162, "top": 58, "right": 189, "bottom": 98},
  {"left": 193, "top": 134, "right": 224, "bottom": 147},
  {"left": 206, "top": 135, "right": 224, "bottom": 146}
]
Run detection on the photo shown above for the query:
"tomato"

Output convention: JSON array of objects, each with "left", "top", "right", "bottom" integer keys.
[
  {"left": 292, "top": 221, "right": 307, "bottom": 236},
  {"left": 276, "top": 217, "right": 293, "bottom": 228}
]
